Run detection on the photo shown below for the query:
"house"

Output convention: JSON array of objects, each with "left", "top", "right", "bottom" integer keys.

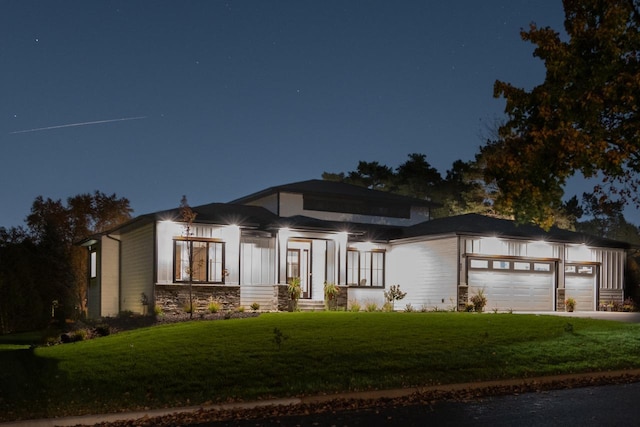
[{"left": 81, "top": 179, "right": 629, "bottom": 318}]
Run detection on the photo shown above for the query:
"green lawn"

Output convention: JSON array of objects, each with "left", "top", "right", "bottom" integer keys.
[{"left": 2, "top": 312, "right": 640, "bottom": 421}]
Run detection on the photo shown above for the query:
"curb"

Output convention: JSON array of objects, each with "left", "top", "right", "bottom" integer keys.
[{"left": 4, "top": 369, "right": 640, "bottom": 427}]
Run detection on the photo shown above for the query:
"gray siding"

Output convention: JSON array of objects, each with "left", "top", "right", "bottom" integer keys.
[{"left": 120, "top": 222, "right": 155, "bottom": 314}]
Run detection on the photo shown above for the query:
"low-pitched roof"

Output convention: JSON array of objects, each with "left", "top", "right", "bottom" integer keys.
[
  {"left": 230, "top": 179, "right": 439, "bottom": 207},
  {"left": 402, "top": 213, "right": 629, "bottom": 248}
]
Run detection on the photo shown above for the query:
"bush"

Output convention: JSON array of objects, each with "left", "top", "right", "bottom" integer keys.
[
  {"left": 207, "top": 300, "right": 222, "bottom": 313},
  {"left": 404, "top": 303, "right": 414, "bottom": 312},
  {"left": 236, "top": 306, "right": 245, "bottom": 313},
  {"left": 470, "top": 289, "right": 487, "bottom": 313},
  {"left": 365, "top": 301, "right": 378, "bottom": 312},
  {"left": 348, "top": 300, "right": 361, "bottom": 312},
  {"left": 250, "top": 302, "right": 260, "bottom": 312},
  {"left": 623, "top": 297, "right": 637, "bottom": 312},
  {"left": 94, "top": 324, "right": 111, "bottom": 337}
]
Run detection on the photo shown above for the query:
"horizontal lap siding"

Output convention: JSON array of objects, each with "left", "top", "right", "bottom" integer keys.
[
  {"left": 121, "top": 223, "right": 155, "bottom": 314},
  {"left": 387, "top": 237, "right": 458, "bottom": 310},
  {"left": 240, "top": 285, "right": 277, "bottom": 310}
]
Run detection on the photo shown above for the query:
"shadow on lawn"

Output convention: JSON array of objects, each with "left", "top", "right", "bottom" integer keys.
[{"left": 0, "top": 346, "right": 64, "bottom": 421}]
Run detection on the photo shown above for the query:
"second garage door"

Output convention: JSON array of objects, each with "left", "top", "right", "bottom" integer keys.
[{"left": 467, "top": 258, "right": 555, "bottom": 311}]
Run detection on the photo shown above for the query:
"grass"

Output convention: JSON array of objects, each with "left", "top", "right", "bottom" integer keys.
[{"left": 1, "top": 312, "right": 640, "bottom": 421}]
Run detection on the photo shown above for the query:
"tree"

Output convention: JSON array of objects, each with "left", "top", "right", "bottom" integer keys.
[
  {"left": 180, "top": 195, "right": 197, "bottom": 318},
  {"left": 486, "top": 0, "right": 640, "bottom": 228},
  {"left": 23, "top": 192, "right": 132, "bottom": 322}
]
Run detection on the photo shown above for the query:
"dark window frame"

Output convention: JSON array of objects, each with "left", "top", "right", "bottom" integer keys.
[
  {"left": 347, "top": 248, "right": 385, "bottom": 287},
  {"left": 173, "top": 239, "right": 226, "bottom": 284}
]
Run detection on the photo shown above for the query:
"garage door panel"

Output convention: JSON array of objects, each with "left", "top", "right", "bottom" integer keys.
[{"left": 565, "top": 275, "right": 595, "bottom": 311}]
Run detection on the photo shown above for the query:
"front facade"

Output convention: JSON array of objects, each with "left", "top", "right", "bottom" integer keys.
[{"left": 83, "top": 180, "right": 628, "bottom": 318}]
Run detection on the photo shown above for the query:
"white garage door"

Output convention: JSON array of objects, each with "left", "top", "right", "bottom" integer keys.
[
  {"left": 564, "top": 264, "right": 597, "bottom": 311},
  {"left": 468, "top": 258, "right": 555, "bottom": 311}
]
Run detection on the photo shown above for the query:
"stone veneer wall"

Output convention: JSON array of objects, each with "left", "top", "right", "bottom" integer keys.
[
  {"left": 458, "top": 286, "right": 468, "bottom": 311},
  {"left": 557, "top": 288, "right": 566, "bottom": 311},
  {"left": 155, "top": 284, "right": 240, "bottom": 315},
  {"left": 275, "top": 285, "right": 290, "bottom": 311}
]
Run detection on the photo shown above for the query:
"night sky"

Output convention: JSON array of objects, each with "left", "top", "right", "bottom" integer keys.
[{"left": 5, "top": 0, "right": 606, "bottom": 229}]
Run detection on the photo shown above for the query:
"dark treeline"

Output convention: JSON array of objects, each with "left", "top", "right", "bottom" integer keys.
[{"left": 0, "top": 192, "right": 131, "bottom": 333}]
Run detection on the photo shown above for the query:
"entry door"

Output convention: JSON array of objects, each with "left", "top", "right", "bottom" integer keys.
[{"left": 287, "top": 241, "right": 311, "bottom": 299}]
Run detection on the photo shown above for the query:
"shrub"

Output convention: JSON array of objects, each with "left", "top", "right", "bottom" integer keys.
[
  {"left": 348, "top": 300, "right": 361, "bottom": 312},
  {"left": 404, "top": 303, "right": 414, "bottom": 312},
  {"left": 183, "top": 303, "right": 195, "bottom": 314},
  {"left": 623, "top": 297, "right": 637, "bottom": 312},
  {"left": 154, "top": 305, "right": 163, "bottom": 316},
  {"left": 384, "top": 284, "right": 407, "bottom": 310},
  {"left": 365, "top": 301, "right": 378, "bottom": 312},
  {"left": 464, "top": 302, "right": 475, "bottom": 312},
  {"left": 236, "top": 306, "right": 245, "bottom": 313},
  {"left": 324, "top": 282, "right": 340, "bottom": 310},
  {"left": 207, "top": 300, "right": 222, "bottom": 313},
  {"left": 470, "top": 289, "right": 487, "bottom": 313},
  {"left": 94, "top": 324, "right": 111, "bottom": 337},
  {"left": 382, "top": 302, "right": 394, "bottom": 312},
  {"left": 288, "top": 277, "right": 301, "bottom": 311},
  {"left": 250, "top": 302, "right": 260, "bottom": 312},
  {"left": 565, "top": 298, "right": 576, "bottom": 312}
]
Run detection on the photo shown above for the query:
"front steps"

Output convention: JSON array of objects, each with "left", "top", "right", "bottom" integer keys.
[{"left": 296, "top": 299, "right": 325, "bottom": 311}]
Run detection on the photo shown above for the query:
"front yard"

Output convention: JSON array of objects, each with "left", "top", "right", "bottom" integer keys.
[{"left": 1, "top": 311, "right": 640, "bottom": 422}]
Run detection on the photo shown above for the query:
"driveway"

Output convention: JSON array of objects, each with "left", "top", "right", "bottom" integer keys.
[{"left": 516, "top": 311, "right": 640, "bottom": 322}]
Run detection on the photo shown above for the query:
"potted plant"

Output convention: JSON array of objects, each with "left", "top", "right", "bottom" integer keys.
[
  {"left": 287, "top": 277, "right": 301, "bottom": 311},
  {"left": 324, "top": 282, "right": 340, "bottom": 310},
  {"left": 565, "top": 298, "right": 576, "bottom": 312}
]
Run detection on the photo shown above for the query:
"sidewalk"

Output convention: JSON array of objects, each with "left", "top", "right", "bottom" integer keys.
[{"left": 4, "top": 369, "right": 640, "bottom": 427}]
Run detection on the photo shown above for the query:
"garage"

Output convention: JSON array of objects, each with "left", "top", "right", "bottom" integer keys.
[
  {"left": 564, "top": 263, "right": 597, "bottom": 311},
  {"left": 467, "top": 258, "right": 555, "bottom": 311}
]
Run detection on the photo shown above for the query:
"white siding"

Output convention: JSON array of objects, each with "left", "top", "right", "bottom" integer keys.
[
  {"left": 387, "top": 237, "right": 459, "bottom": 310},
  {"left": 240, "top": 285, "right": 277, "bottom": 310},
  {"left": 240, "top": 237, "right": 275, "bottom": 285},
  {"left": 120, "top": 222, "right": 155, "bottom": 314}
]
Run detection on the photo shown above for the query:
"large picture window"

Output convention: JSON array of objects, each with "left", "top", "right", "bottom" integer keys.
[
  {"left": 347, "top": 249, "right": 385, "bottom": 287},
  {"left": 174, "top": 240, "right": 225, "bottom": 283}
]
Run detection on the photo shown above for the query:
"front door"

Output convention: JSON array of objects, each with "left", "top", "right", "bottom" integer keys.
[{"left": 287, "top": 241, "right": 311, "bottom": 299}]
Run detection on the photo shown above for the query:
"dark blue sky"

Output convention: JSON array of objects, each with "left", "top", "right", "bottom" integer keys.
[{"left": 3, "top": 0, "right": 601, "bottom": 228}]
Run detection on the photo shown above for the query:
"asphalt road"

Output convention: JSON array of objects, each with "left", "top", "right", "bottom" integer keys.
[{"left": 195, "top": 382, "right": 640, "bottom": 427}]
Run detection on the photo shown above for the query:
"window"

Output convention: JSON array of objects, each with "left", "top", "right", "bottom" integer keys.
[
  {"left": 286, "top": 249, "right": 300, "bottom": 282},
  {"left": 514, "top": 262, "right": 531, "bottom": 271},
  {"left": 347, "top": 249, "right": 385, "bottom": 287},
  {"left": 565, "top": 263, "right": 595, "bottom": 276},
  {"left": 90, "top": 251, "right": 97, "bottom": 278},
  {"left": 174, "top": 240, "right": 225, "bottom": 283},
  {"left": 493, "top": 260, "right": 510, "bottom": 270}
]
